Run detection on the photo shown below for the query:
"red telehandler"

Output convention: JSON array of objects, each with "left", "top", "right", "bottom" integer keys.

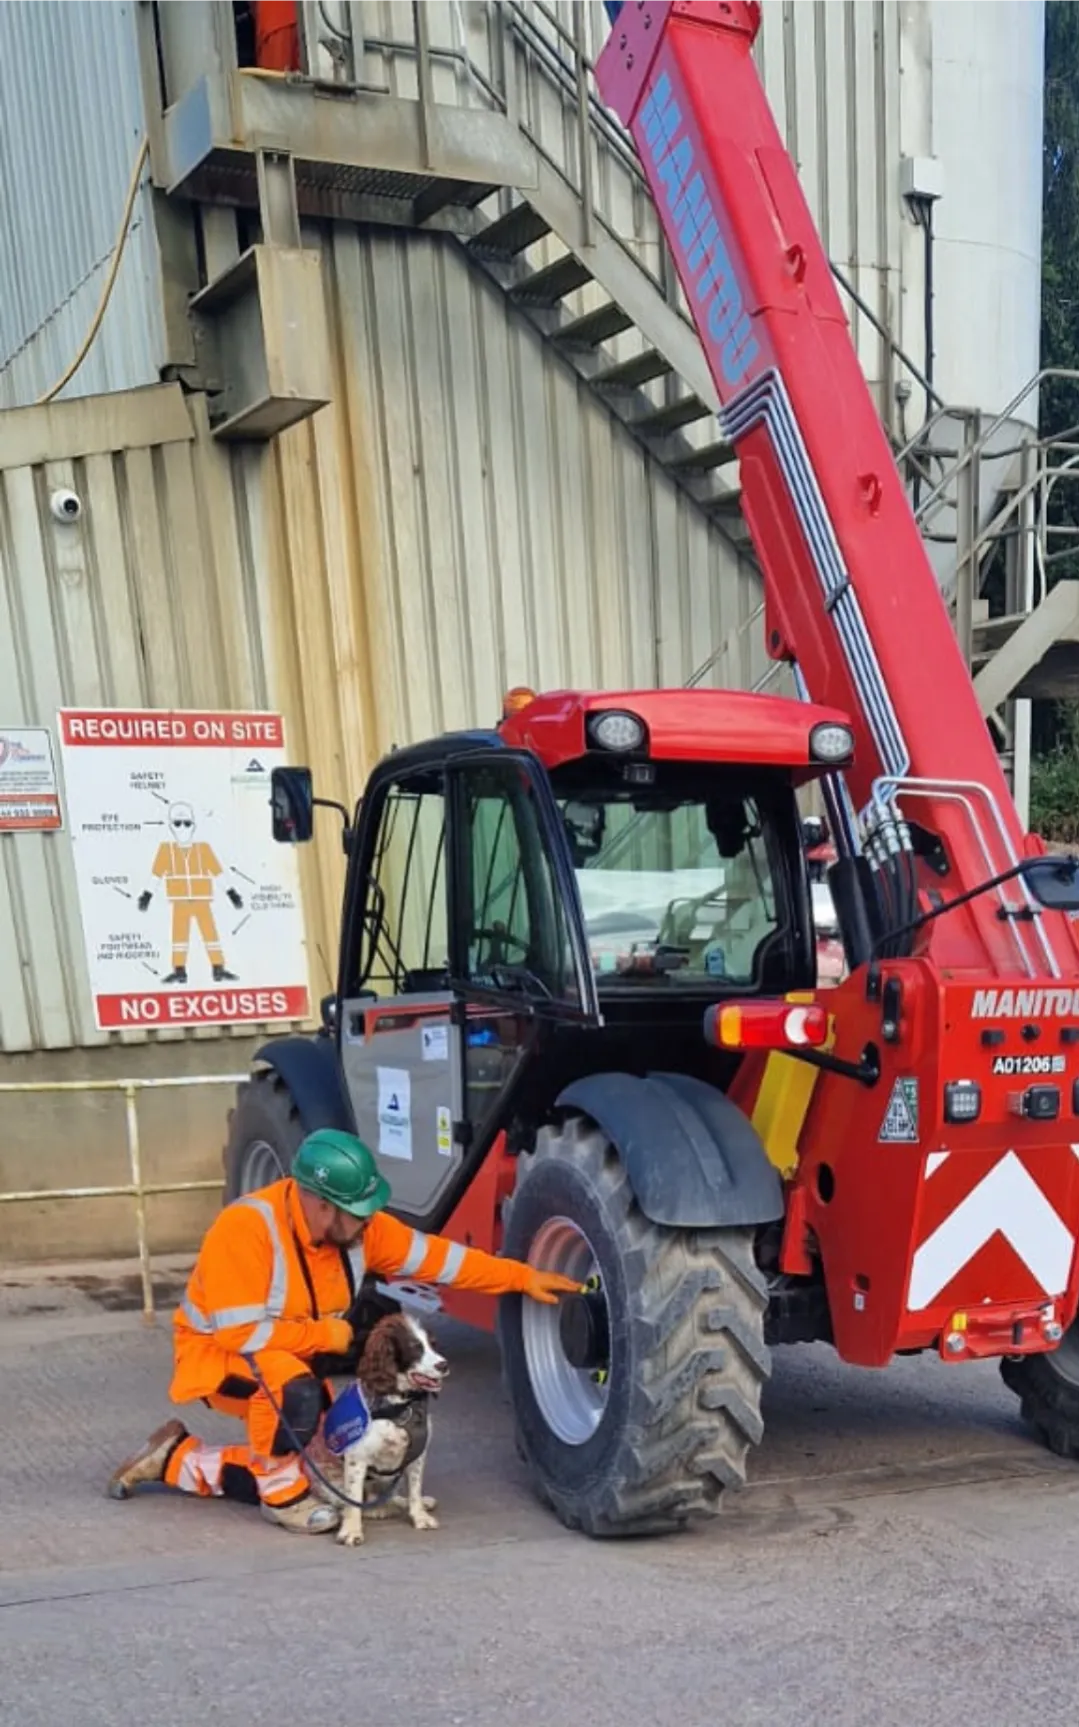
[{"left": 224, "top": 0, "right": 1079, "bottom": 1536}]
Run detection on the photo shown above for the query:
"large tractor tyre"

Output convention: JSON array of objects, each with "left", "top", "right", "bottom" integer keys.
[
  {"left": 1001, "top": 1325, "right": 1079, "bottom": 1459},
  {"left": 223, "top": 1068, "right": 306, "bottom": 1202},
  {"left": 498, "top": 1114, "right": 771, "bottom": 1538}
]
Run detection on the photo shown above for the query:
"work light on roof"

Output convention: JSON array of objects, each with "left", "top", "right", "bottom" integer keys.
[
  {"left": 809, "top": 722, "right": 854, "bottom": 764},
  {"left": 588, "top": 710, "right": 646, "bottom": 752}
]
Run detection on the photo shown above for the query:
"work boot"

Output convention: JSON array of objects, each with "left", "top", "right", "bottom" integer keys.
[
  {"left": 307, "top": 1453, "right": 345, "bottom": 1506},
  {"left": 107, "top": 1419, "right": 188, "bottom": 1499},
  {"left": 161, "top": 967, "right": 187, "bottom": 985},
  {"left": 212, "top": 965, "right": 238, "bottom": 982},
  {"left": 260, "top": 1492, "right": 340, "bottom": 1534}
]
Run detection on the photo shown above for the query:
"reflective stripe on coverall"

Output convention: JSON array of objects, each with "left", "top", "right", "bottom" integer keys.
[{"left": 165, "top": 1177, "right": 534, "bottom": 1508}]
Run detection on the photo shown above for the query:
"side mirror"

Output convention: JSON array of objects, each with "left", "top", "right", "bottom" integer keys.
[
  {"left": 1023, "top": 855, "right": 1079, "bottom": 912},
  {"left": 271, "top": 766, "right": 314, "bottom": 844},
  {"left": 563, "top": 799, "right": 605, "bottom": 864}
]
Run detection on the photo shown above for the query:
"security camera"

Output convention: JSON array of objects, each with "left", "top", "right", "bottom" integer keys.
[{"left": 49, "top": 488, "right": 82, "bottom": 523}]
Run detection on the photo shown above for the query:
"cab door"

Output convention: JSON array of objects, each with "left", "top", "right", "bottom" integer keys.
[
  {"left": 446, "top": 749, "right": 600, "bottom": 1163},
  {"left": 337, "top": 749, "right": 598, "bottom": 1228}
]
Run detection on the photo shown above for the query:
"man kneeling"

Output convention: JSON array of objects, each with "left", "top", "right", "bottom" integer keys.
[{"left": 108, "top": 1130, "right": 577, "bottom": 1533}]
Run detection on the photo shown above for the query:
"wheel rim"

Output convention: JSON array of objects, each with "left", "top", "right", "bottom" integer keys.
[
  {"left": 522, "top": 1215, "right": 610, "bottom": 1446},
  {"left": 241, "top": 1137, "right": 288, "bottom": 1192}
]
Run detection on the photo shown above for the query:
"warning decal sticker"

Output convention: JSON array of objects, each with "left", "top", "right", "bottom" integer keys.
[{"left": 879, "top": 1076, "right": 919, "bottom": 1144}]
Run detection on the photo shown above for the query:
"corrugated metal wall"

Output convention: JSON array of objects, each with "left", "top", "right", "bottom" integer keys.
[
  {"left": 0, "top": 0, "right": 161, "bottom": 409},
  {"left": 0, "top": 224, "right": 768, "bottom": 1053},
  {"left": 0, "top": 387, "right": 285, "bottom": 1051},
  {"left": 757, "top": 0, "right": 902, "bottom": 387}
]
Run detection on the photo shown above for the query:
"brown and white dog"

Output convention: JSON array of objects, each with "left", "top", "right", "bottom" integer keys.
[{"left": 329, "top": 1311, "right": 448, "bottom": 1549}]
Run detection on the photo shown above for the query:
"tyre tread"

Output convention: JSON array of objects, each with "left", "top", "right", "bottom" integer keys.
[{"left": 508, "top": 1117, "right": 771, "bottom": 1537}]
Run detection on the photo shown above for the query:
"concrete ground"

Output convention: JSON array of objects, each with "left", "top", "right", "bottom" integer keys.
[{"left": 2, "top": 1263, "right": 1078, "bottom": 1727}]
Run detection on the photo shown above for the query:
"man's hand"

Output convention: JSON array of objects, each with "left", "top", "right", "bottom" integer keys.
[
  {"left": 137, "top": 891, "right": 152, "bottom": 912},
  {"left": 227, "top": 888, "right": 244, "bottom": 910},
  {"left": 317, "top": 1317, "right": 354, "bottom": 1355},
  {"left": 523, "top": 1268, "right": 582, "bottom": 1306}
]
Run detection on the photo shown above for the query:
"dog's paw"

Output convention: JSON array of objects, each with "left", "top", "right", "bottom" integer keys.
[
  {"left": 336, "top": 1524, "right": 365, "bottom": 1548},
  {"left": 410, "top": 1508, "right": 439, "bottom": 1531}
]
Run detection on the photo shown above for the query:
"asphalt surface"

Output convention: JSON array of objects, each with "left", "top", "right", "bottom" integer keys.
[{"left": 3, "top": 1268, "right": 1079, "bottom": 1727}]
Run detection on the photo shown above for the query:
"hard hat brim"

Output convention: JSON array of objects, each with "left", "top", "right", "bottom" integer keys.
[{"left": 331, "top": 1171, "right": 392, "bottom": 1219}]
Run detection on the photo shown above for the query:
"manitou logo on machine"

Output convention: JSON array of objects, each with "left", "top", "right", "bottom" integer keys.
[
  {"left": 971, "top": 987, "right": 1079, "bottom": 1020},
  {"left": 639, "top": 70, "right": 761, "bottom": 389}
]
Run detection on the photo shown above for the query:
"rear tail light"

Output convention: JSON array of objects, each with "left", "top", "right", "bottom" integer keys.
[
  {"left": 943, "top": 1080, "right": 981, "bottom": 1124},
  {"left": 704, "top": 999, "right": 828, "bottom": 1052}
]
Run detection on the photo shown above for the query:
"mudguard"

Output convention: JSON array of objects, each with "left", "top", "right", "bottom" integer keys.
[
  {"left": 253, "top": 1034, "right": 355, "bottom": 1135},
  {"left": 555, "top": 1070, "right": 784, "bottom": 1229}
]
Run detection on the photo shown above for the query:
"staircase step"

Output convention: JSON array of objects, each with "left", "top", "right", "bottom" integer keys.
[
  {"left": 670, "top": 440, "right": 737, "bottom": 475},
  {"left": 707, "top": 486, "right": 743, "bottom": 514},
  {"left": 632, "top": 395, "right": 711, "bottom": 437},
  {"left": 510, "top": 253, "right": 593, "bottom": 306},
  {"left": 593, "top": 349, "right": 673, "bottom": 390},
  {"left": 414, "top": 179, "right": 499, "bottom": 224},
  {"left": 469, "top": 201, "right": 552, "bottom": 259},
  {"left": 553, "top": 302, "right": 634, "bottom": 349}
]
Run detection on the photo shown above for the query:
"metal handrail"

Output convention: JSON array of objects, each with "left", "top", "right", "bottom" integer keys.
[
  {"left": 0, "top": 1073, "right": 244, "bottom": 1322},
  {"left": 913, "top": 368, "right": 1079, "bottom": 524}
]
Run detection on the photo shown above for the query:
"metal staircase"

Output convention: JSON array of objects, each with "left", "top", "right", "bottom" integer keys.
[
  {"left": 902, "top": 371, "right": 1079, "bottom": 699},
  {"left": 164, "top": 1, "right": 1079, "bottom": 735}
]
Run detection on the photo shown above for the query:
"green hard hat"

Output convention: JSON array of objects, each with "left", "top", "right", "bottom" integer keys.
[{"left": 292, "top": 1129, "right": 392, "bottom": 1219}]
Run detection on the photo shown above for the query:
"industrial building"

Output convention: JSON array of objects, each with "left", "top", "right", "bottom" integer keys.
[{"left": 0, "top": 0, "right": 1062, "bottom": 1262}]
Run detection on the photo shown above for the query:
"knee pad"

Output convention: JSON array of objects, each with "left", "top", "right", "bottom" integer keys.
[{"left": 271, "top": 1373, "right": 325, "bottom": 1455}]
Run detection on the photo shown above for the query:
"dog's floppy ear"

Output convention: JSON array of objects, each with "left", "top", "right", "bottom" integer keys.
[
  {"left": 389, "top": 1314, "right": 423, "bottom": 1371},
  {"left": 360, "top": 1316, "right": 407, "bottom": 1395}
]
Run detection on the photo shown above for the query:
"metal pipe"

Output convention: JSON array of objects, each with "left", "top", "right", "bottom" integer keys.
[
  {"left": 574, "top": 1, "right": 594, "bottom": 247},
  {"left": 0, "top": 1074, "right": 247, "bottom": 1093},
  {"left": 0, "top": 1181, "right": 223, "bottom": 1202},
  {"left": 413, "top": 1, "right": 435, "bottom": 170},
  {"left": 828, "top": 260, "right": 943, "bottom": 412},
  {"left": 124, "top": 1083, "right": 154, "bottom": 1324}
]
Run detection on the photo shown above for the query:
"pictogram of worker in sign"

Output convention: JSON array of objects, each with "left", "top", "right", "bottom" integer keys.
[{"left": 137, "top": 801, "right": 243, "bottom": 984}]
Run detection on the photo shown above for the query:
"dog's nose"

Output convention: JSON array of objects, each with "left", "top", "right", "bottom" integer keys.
[{"left": 435, "top": 1357, "right": 448, "bottom": 1375}]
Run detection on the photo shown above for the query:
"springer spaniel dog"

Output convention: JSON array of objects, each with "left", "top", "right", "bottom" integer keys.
[{"left": 334, "top": 1311, "right": 448, "bottom": 1549}]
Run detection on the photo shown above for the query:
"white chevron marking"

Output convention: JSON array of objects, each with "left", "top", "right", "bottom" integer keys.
[
  {"left": 908, "top": 1151, "right": 1075, "bottom": 1312},
  {"left": 926, "top": 1151, "right": 949, "bottom": 1177}
]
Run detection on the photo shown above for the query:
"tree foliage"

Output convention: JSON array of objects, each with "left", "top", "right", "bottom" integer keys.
[
  {"left": 1040, "top": 1, "right": 1079, "bottom": 437},
  {"left": 1029, "top": 2, "right": 1079, "bottom": 830}
]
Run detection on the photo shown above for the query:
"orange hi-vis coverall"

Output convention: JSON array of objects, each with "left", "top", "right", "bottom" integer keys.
[
  {"left": 151, "top": 840, "right": 225, "bottom": 972},
  {"left": 165, "top": 1177, "right": 534, "bottom": 1510}
]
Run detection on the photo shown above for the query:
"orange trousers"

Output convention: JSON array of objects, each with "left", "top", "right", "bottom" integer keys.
[
  {"left": 170, "top": 899, "right": 224, "bottom": 971},
  {"left": 164, "top": 1351, "right": 330, "bottom": 1508}
]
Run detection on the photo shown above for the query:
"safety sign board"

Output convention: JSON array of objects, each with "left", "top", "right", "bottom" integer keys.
[
  {"left": 0, "top": 727, "right": 62, "bottom": 830},
  {"left": 58, "top": 707, "right": 310, "bottom": 1031},
  {"left": 879, "top": 1076, "right": 919, "bottom": 1143}
]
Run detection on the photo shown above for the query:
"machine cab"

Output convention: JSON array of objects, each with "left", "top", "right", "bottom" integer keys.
[{"left": 270, "top": 687, "right": 854, "bottom": 1230}]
